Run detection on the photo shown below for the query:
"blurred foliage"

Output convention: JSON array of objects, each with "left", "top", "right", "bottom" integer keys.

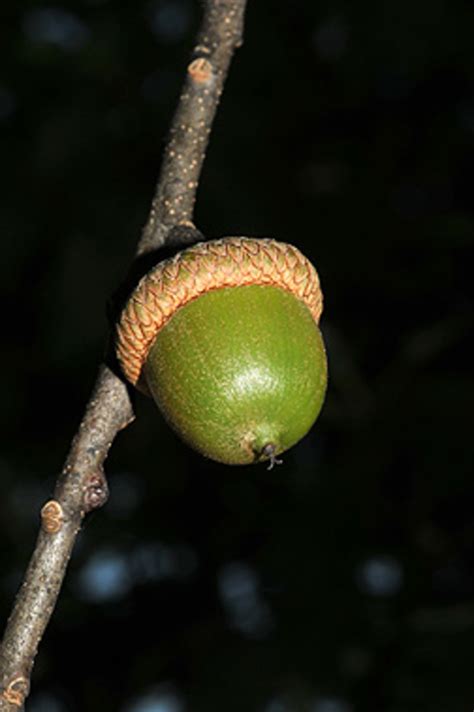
[{"left": 1, "top": 1, "right": 473, "bottom": 711}]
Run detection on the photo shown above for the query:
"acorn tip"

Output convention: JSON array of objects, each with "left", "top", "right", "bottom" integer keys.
[{"left": 261, "top": 443, "right": 283, "bottom": 470}]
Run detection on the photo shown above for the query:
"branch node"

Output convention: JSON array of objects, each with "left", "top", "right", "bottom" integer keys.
[
  {"left": 188, "top": 58, "right": 214, "bottom": 85},
  {"left": 194, "top": 44, "right": 211, "bottom": 56},
  {"left": 166, "top": 222, "right": 205, "bottom": 247},
  {"left": 1, "top": 676, "right": 29, "bottom": 707},
  {"left": 83, "top": 470, "right": 109, "bottom": 513},
  {"left": 41, "top": 500, "right": 64, "bottom": 535}
]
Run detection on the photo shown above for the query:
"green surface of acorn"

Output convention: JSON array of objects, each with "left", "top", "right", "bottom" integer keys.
[{"left": 116, "top": 237, "right": 327, "bottom": 466}]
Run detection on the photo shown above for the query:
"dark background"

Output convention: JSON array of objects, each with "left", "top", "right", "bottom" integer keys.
[{"left": 1, "top": 1, "right": 473, "bottom": 711}]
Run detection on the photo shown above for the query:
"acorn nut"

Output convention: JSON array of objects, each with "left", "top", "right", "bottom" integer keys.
[{"left": 116, "top": 237, "right": 327, "bottom": 465}]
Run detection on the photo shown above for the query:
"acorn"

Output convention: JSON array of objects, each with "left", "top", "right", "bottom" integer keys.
[{"left": 116, "top": 237, "right": 327, "bottom": 466}]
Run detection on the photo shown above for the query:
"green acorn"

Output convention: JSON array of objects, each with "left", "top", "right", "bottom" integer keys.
[{"left": 116, "top": 237, "right": 327, "bottom": 466}]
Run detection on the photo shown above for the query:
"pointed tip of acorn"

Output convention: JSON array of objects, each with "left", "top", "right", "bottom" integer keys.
[{"left": 260, "top": 443, "right": 284, "bottom": 470}]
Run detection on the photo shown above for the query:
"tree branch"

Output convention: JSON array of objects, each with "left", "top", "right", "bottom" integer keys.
[
  {"left": 140, "top": 0, "right": 245, "bottom": 254},
  {"left": 0, "top": 2, "right": 248, "bottom": 708}
]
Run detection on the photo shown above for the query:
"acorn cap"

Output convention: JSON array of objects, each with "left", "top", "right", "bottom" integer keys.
[{"left": 116, "top": 237, "right": 323, "bottom": 392}]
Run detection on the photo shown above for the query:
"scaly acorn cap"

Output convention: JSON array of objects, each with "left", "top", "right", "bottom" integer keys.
[{"left": 116, "top": 236, "right": 323, "bottom": 392}]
